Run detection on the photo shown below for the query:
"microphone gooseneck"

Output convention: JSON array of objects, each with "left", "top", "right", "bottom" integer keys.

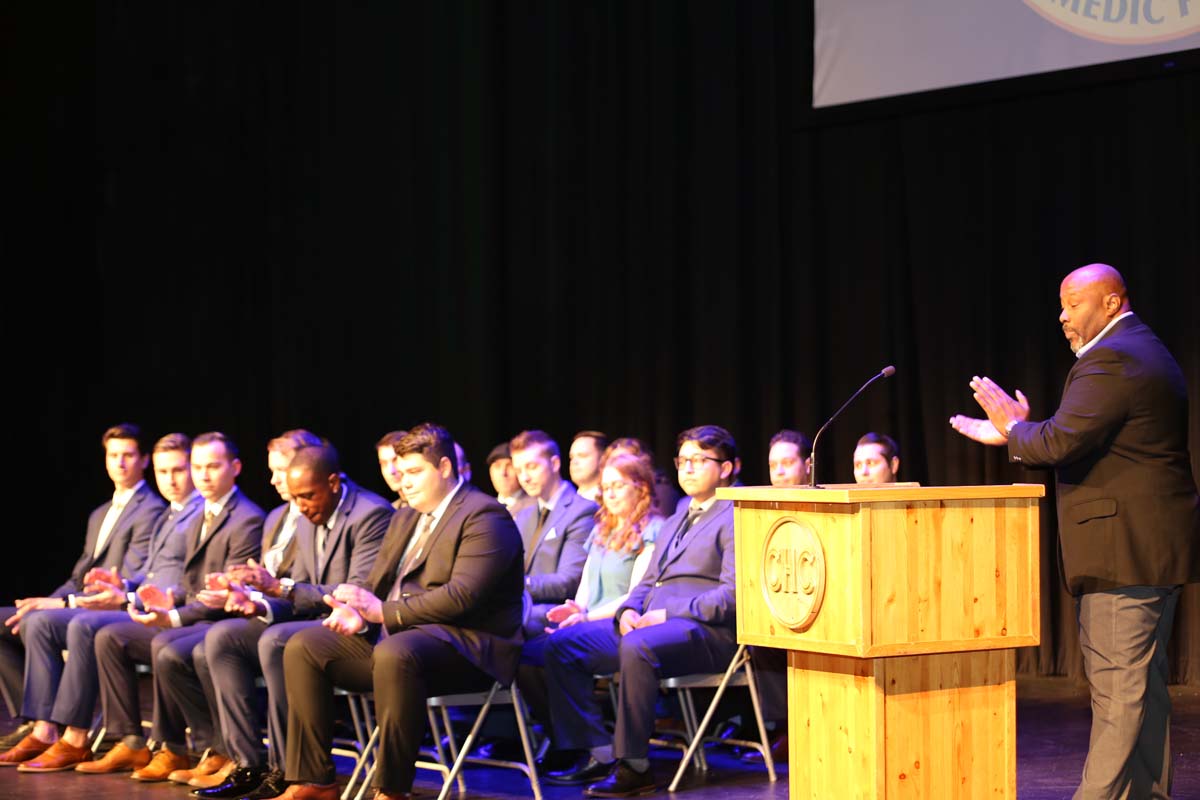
[{"left": 809, "top": 365, "right": 896, "bottom": 488}]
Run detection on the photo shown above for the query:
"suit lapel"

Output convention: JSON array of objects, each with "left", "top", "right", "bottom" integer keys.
[
  {"left": 372, "top": 512, "right": 419, "bottom": 597},
  {"left": 93, "top": 487, "right": 146, "bottom": 561},
  {"left": 189, "top": 491, "right": 237, "bottom": 565},
  {"left": 401, "top": 485, "right": 469, "bottom": 578},
  {"left": 524, "top": 484, "right": 573, "bottom": 570},
  {"left": 317, "top": 484, "right": 354, "bottom": 581},
  {"left": 657, "top": 505, "right": 709, "bottom": 571}
]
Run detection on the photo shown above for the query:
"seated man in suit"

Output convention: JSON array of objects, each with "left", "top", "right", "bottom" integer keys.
[
  {"left": 149, "top": 429, "right": 321, "bottom": 790},
  {"left": 266, "top": 422, "right": 524, "bottom": 800},
  {"left": 0, "top": 432, "right": 190, "bottom": 770},
  {"left": 569, "top": 431, "right": 610, "bottom": 504},
  {"left": 852, "top": 431, "right": 900, "bottom": 485},
  {"left": 79, "top": 431, "right": 263, "bottom": 779},
  {"left": 768, "top": 429, "right": 812, "bottom": 487},
  {"left": 190, "top": 443, "right": 392, "bottom": 799},
  {"left": 510, "top": 430, "right": 597, "bottom": 637},
  {"left": 543, "top": 425, "right": 739, "bottom": 797},
  {"left": 486, "top": 442, "right": 535, "bottom": 517},
  {"left": 376, "top": 430, "right": 409, "bottom": 509},
  {"left": 0, "top": 423, "right": 164, "bottom": 758}
]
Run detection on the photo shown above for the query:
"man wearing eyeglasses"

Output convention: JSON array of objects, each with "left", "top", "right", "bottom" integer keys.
[{"left": 543, "top": 425, "right": 739, "bottom": 798}]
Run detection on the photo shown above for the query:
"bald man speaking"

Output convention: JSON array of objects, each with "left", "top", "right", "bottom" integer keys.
[{"left": 951, "top": 263, "right": 1199, "bottom": 800}]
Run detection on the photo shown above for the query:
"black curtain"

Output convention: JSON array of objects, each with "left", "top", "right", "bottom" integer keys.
[{"left": 4, "top": 2, "right": 1197, "bottom": 682}]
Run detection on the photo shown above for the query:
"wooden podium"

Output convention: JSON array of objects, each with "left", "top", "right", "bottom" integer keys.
[{"left": 717, "top": 483, "right": 1044, "bottom": 799}]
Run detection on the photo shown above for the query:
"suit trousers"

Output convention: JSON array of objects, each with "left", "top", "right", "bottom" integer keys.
[
  {"left": 283, "top": 625, "right": 492, "bottom": 793},
  {"left": 152, "top": 622, "right": 219, "bottom": 752},
  {"left": 1074, "top": 585, "right": 1180, "bottom": 800},
  {"left": 19, "top": 608, "right": 129, "bottom": 729},
  {"left": 0, "top": 607, "right": 26, "bottom": 717},
  {"left": 544, "top": 618, "right": 737, "bottom": 760},
  {"left": 196, "top": 617, "right": 319, "bottom": 768}
]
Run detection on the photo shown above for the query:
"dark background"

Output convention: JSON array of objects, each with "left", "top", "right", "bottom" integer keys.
[{"left": 3, "top": 3, "right": 1198, "bottom": 682}]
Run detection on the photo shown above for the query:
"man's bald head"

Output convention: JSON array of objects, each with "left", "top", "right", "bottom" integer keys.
[
  {"left": 286, "top": 445, "right": 343, "bottom": 525},
  {"left": 1059, "top": 263, "right": 1133, "bottom": 353}
]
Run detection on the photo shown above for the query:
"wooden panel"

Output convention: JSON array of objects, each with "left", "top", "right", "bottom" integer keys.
[
  {"left": 788, "top": 652, "right": 885, "bottom": 800},
  {"left": 735, "top": 502, "right": 870, "bottom": 656},
  {"left": 880, "top": 650, "right": 1016, "bottom": 799},
  {"left": 720, "top": 483, "right": 1044, "bottom": 504},
  {"left": 866, "top": 499, "right": 1039, "bottom": 654}
]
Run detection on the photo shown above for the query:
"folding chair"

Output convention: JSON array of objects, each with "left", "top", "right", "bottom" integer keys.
[
  {"left": 342, "top": 681, "right": 543, "bottom": 800},
  {"left": 653, "top": 643, "right": 777, "bottom": 791}
]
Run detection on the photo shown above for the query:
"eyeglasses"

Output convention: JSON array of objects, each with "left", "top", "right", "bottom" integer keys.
[
  {"left": 674, "top": 454, "right": 722, "bottom": 471},
  {"left": 601, "top": 480, "right": 631, "bottom": 494}
]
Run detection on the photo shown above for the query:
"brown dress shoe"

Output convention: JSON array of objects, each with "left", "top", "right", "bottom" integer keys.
[
  {"left": 188, "top": 757, "right": 237, "bottom": 788},
  {"left": 131, "top": 748, "right": 191, "bottom": 781},
  {"left": 75, "top": 742, "right": 152, "bottom": 773},
  {"left": 264, "top": 782, "right": 341, "bottom": 800},
  {"left": 169, "top": 751, "right": 230, "bottom": 783},
  {"left": 373, "top": 791, "right": 413, "bottom": 800},
  {"left": 17, "top": 738, "right": 93, "bottom": 772},
  {"left": 0, "top": 734, "right": 52, "bottom": 766}
]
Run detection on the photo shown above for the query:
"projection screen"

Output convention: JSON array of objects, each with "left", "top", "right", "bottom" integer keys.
[{"left": 814, "top": 0, "right": 1200, "bottom": 108}]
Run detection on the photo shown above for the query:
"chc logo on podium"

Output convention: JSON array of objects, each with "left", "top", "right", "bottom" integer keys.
[{"left": 761, "top": 517, "right": 826, "bottom": 632}]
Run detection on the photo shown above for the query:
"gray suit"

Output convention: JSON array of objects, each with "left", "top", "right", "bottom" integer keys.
[
  {"left": 544, "top": 500, "right": 738, "bottom": 758},
  {"left": 0, "top": 481, "right": 165, "bottom": 717},
  {"left": 194, "top": 480, "right": 392, "bottom": 768},
  {"left": 514, "top": 483, "right": 596, "bottom": 635}
]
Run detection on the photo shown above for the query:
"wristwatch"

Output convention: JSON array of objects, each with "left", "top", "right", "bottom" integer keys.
[{"left": 278, "top": 578, "right": 295, "bottom": 601}]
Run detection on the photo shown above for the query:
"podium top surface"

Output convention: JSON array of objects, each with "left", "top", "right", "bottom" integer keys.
[{"left": 716, "top": 483, "right": 1045, "bottom": 504}]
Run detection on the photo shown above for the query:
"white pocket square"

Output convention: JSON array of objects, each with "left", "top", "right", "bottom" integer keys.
[{"left": 544, "top": 528, "right": 558, "bottom": 541}]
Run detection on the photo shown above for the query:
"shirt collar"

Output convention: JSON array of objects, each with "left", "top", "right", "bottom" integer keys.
[
  {"left": 112, "top": 479, "right": 145, "bottom": 508},
  {"left": 205, "top": 486, "right": 238, "bottom": 517},
  {"left": 323, "top": 484, "right": 347, "bottom": 530},
  {"left": 538, "top": 481, "right": 568, "bottom": 514},
  {"left": 1076, "top": 311, "right": 1133, "bottom": 358},
  {"left": 171, "top": 490, "right": 200, "bottom": 513},
  {"left": 688, "top": 494, "right": 719, "bottom": 516},
  {"left": 427, "top": 477, "right": 465, "bottom": 529}
]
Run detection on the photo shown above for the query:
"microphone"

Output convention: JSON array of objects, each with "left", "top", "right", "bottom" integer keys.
[{"left": 809, "top": 365, "right": 896, "bottom": 488}]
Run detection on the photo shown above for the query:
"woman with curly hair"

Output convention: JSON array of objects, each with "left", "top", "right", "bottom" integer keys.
[{"left": 545, "top": 453, "right": 663, "bottom": 630}]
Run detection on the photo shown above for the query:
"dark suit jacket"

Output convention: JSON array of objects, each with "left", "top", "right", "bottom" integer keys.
[
  {"left": 372, "top": 484, "right": 525, "bottom": 684},
  {"left": 128, "top": 493, "right": 204, "bottom": 595},
  {"left": 51, "top": 482, "right": 166, "bottom": 598},
  {"left": 618, "top": 499, "right": 737, "bottom": 637},
  {"left": 173, "top": 487, "right": 265, "bottom": 626},
  {"left": 261, "top": 502, "right": 310, "bottom": 581},
  {"left": 513, "top": 483, "right": 596, "bottom": 631},
  {"left": 280, "top": 479, "right": 393, "bottom": 618},
  {"left": 1008, "top": 313, "right": 1200, "bottom": 594}
]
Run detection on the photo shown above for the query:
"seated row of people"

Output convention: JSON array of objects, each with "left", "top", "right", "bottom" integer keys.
[{"left": 0, "top": 421, "right": 903, "bottom": 800}]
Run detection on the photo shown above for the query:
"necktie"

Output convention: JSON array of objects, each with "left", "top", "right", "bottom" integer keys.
[
  {"left": 670, "top": 507, "right": 703, "bottom": 552},
  {"left": 399, "top": 513, "right": 434, "bottom": 580},
  {"left": 93, "top": 497, "right": 127, "bottom": 559},
  {"left": 316, "top": 524, "right": 329, "bottom": 566},
  {"left": 200, "top": 509, "right": 216, "bottom": 544},
  {"left": 525, "top": 506, "right": 550, "bottom": 569}
]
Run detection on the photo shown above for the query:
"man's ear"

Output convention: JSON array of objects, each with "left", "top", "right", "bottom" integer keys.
[
  {"left": 329, "top": 472, "right": 342, "bottom": 492},
  {"left": 550, "top": 454, "right": 562, "bottom": 474},
  {"left": 891, "top": 457, "right": 900, "bottom": 477},
  {"left": 440, "top": 456, "right": 455, "bottom": 479},
  {"left": 720, "top": 461, "right": 734, "bottom": 481}
]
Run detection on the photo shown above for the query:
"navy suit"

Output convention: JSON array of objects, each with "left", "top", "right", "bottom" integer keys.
[
  {"left": 0, "top": 481, "right": 164, "bottom": 717},
  {"left": 1006, "top": 313, "right": 1198, "bottom": 798},
  {"left": 94, "top": 487, "right": 263, "bottom": 749},
  {"left": 282, "top": 484, "right": 524, "bottom": 793},
  {"left": 514, "top": 482, "right": 596, "bottom": 636},
  {"left": 194, "top": 480, "right": 392, "bottom": 768},
  {"left": 544, "top": 500, "right": 738, "bottom": 759},
  {"left": 16, "top": 496, "right": 201, "bottom": 730}
]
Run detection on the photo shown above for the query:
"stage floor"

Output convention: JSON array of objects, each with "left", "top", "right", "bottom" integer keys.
[{"left": 0, "top": 677, "right": 1196, "bottom": 799}]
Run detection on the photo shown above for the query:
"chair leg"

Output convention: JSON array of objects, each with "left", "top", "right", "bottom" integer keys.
[
  {"left": 439, "top": 705, "right": 467, "bottom": 794},
  {"left": 668, "top": 644, "right": 748, "bottom": 792},
  {"left": 435, "top": 684, "right": 499, "bottom": 800},
  {"left": 342, "top": 725, "right": 380, "bottom": 800},
  {"left": 509, "top": 686, "right": 544, "bottom": 800},
  {"left": 741, "top": 658, "right": 777, "bottom": 782}
]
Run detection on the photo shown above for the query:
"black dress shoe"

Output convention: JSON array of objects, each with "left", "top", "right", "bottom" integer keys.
[
  {"left": 191, "top": 765, "right": 271, "bottom": 798},
  {"left": 584, "top": 761, "right": 656, "bottom": 798},
  {"left": 234, "top": 769, "right": 290, "bottom": 800},
  {"left": 0, "top": 722, "right": 35, "bottom": 752},
  {"left": 544, "top": 755, "right": 616, "bottom": 786},
  {"left": 537, "top": 748, "right": 585, "bottom": 774}
]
